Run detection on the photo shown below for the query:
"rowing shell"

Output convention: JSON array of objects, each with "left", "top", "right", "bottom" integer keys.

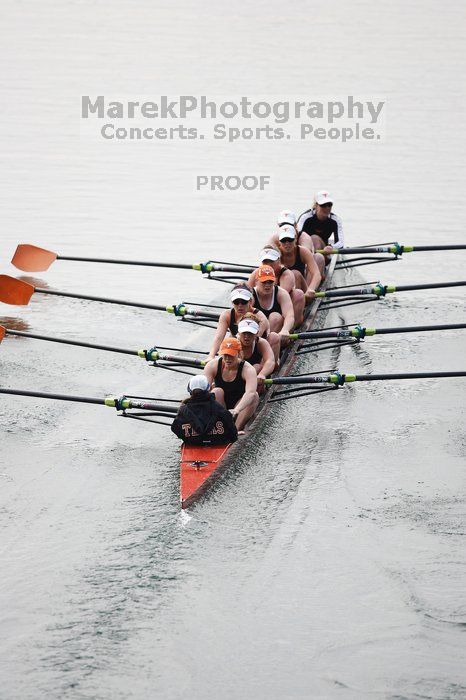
[{"left": 180, "top": 254, "right": 339, "bottom": 508}]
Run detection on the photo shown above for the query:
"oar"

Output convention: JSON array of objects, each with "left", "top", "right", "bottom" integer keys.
[
  {"left": 289, "top": 322, "right": 466, "bottom": 341},
  {"left": 11, "top": 244, "right": 255, "bottom": 274},
  {"left": 0, "top": 387, "right": 179, "bottom": 413},
  {"left": 317, "top": 244, "right": 466, "bottom": 255},
  {"left": 314, "top": 280, "right": 466, "bottom": 299},
  {"left": 0, "top": 275, "right": 220, "bottom": 320},
  {"left": 0, "top": 326, "right": 207, "bottom": 367},
  {"left": 265, "top": 370, "right": 466, "bottom": 387}
]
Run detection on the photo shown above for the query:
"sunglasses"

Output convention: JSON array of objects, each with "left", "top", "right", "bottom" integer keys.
[
  {"left": 280, "top": 237, "right": 295, "bottom": 243},
  {"left": 319, "top": 202, "right": 333, "bottom": 208},
  {"left": 232, "top": 298, "right": 249, "bottom": 305}
]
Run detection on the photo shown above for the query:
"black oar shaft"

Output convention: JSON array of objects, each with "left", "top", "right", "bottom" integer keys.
[
  {"left": 318, "top": 280, "right": 466, "bottom": 298},
  {"left": 266, "top": 370, "right": 466, "bottom": 386},
  {"left": 57, "top": 256, "right": 254, "bottom": 273},
  {"left": 410, "top": 245, "right": 466, "bottom": 251},
  {"left": 0, "top": 387, "right": 105, "bottom": 405},
  {"left": 326, "top": 244, "right": 466, "bottom": 254},
  {"left": 5, "top": 329, "right": 138, "bottom": 355},
  {"left": 35, "top": 287, "right": 168, "bottom": 311},
  {"left": 0, "top": 387, "right": 179, "bottom": 413},
  {"left": 352, "top": 371, "right": 466, "bottom": 381},
  {"left": 57, "top": 255, "right": 196, "bottom": 270},
  {"left": 34, "top": 288, "right": 220, "bottom": 320},
  {"left": 294, "top": 322, "right": 466, "bottom": 340},
  {"left": 393, "top": 281, "right": 466, "bottom": 292},
  {"left": 370, "top": 323, "right": 466, "bottom": 335}
]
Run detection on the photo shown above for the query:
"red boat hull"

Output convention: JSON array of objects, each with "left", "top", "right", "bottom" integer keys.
[{"left": 180, "top": 443, "right": 233, "bottom": 508}]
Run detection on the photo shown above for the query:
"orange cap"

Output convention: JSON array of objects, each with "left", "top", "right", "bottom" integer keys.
[
  {"left": 257, "top": 264, "right": 276, "bottom": 282},
  {"left": 219, "top": 337, "right": 242, "bottom": 356}
]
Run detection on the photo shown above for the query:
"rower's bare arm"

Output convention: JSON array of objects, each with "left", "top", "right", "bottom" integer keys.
[
  {"left": 257, "top": 338, "right": 275, "bottom": 378},
  {"left": 246, "top": 270, "right": 257, "bottom": 287},
  {"left": 203, "top": 359, "right": 217, "bottom": 385},
  {"left": 333, "top": 215, "right": 344, "bottom": 248},
  {"left": 278, "top": 288, "right": 295, "bottom": 334},
  {"left": 266, "top": 232, "right": 280, "bottom": 248},
  {"left": 279, "top": 269, "right": 296, "bottom": 293},
  {"left": 207, "top": 311, "right": 229, "bottom": 359},
  {"left": 256, "top": 310, "right": 270, "bottom": 337},
  {"left": 298, "top": 230, "right": 316, "bottom": 253},
  {"left": 233, "top": 363, "right": 258, "bottom": 414},
  {"left": 302, "top": 247, "right": 322, "bottom": 299}
]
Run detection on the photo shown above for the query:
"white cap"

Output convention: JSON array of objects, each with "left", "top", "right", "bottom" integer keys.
[
  {"left": 238, "top": 318, "right": 259, "bottom": 334},
  {"left": 259, "top": 247, "right": 280, "bottom": 263},
  {"left": 315, "top": 190, "right": 333, "bottom": 205},
  {"left": 277, "top": 210, "right": 297, "bottom": 226},
  {"left": 188, "top": 374, "right": 211, "bottom": 393},
  {"left": 278, "top": 225, "right": 297, "bottom": 241},
  {"left": 230, "top": 288, "right": 252, "bottom": 303}
]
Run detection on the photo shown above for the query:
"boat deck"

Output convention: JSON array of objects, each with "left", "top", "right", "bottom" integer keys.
[{"left": 180, "top": 254, "right": 339, "bottom": 508}]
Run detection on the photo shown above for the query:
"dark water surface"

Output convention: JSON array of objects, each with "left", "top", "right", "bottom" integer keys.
[{"left": 1, "top": 1, "right": 466, "bottom": 698}]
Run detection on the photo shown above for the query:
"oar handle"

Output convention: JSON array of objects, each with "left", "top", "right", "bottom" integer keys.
[
  {"left": 318, "top": 246, "right": 399, "bottom": 255},
  {"left": 144, "top": 349, "right": 206, "bottom": 366},
  {"left": 207, "top": 263, "right": 255, "bottom": 273},
  {"left": 315, "top": 284, "right": 386, "bottom": 298}
]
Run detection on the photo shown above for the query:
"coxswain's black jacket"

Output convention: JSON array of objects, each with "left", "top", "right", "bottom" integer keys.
[{"left": 171, "top": 393, "right": 238, "bottom": 446}]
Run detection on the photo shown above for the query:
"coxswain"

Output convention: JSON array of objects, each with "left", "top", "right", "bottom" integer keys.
[
  {"left": 171, "top": 374, "right": 238, "bottom": 446},
  {"left": 237, "top": 314, "right": 275, "bottom": 393},
  {"left": 252, "top": 265, "right": 295, "bottom": 342},
  {"left": 277, "top": 225, "right": 322, "bottom": 304},
  {"left": 204, "top": 337, "right": 259, "bottom": 433},
  {"left": 297, "top": 191, "right": 344, "bottom": 253},
  {"left": 206, "top": 283, "right": 270, "bottom": 361},
  {"left": 247, "top": 245, "right": 305, "bottom": 326}
]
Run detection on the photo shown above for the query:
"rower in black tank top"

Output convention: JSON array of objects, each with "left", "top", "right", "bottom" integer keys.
[
  {"left": 297, "top": 209, "right": 343, "bottom": 247},
  {"left": 228, "top": 308, "right": 260, "bottom": 336},
  {"left": 214, "top": 358, "right": 246, "bottom": 409},
  {"left": 252, "top": 286, "right": 282, "bottom": 318},
  {"left": 244, "top": 340, "right": 262, "bottom": 366},
  {"left": 276, "top": 266, "right": 287, "bottom": 284},
  {"left": 287, "top": 246, "right": 306, "bottom": 277}
]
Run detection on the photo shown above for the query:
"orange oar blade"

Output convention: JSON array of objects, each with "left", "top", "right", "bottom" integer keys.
[
  {"left": 0, "top": 276, "right": 35, "bottom": 305},
  {"left": 0, "top": 326, "right": 5, "bottom": 342},
  {"left": 11, "top": 244, "right": 57, "bottom": 272}
]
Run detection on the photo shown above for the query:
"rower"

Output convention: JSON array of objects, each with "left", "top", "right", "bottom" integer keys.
[
  {"left": 297, "top": 191, "right": 344, "bottom": 253},
  {"left": 204, "top": 337, "right": 259, "bottom": 432},
  {"left": 206, "top": 283, "right": 269, "bottom": 361},
  {"left": 237, "top": 314, "right": 275, "bottom": 393},
  {"left": 268, "top": 210, "right": 325, "bottom": 274},
  {"left": 277, "top": 225, "right": 322, "bottom": 304},
  {"left": 171, "top": 374, "right": 238, "bottom": 446},
  {"left": 247, "top": 245, "right": 305, "bottom": 326},
  {"left": 252, "top": 265, "right": 295, "bottom": 342}
]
